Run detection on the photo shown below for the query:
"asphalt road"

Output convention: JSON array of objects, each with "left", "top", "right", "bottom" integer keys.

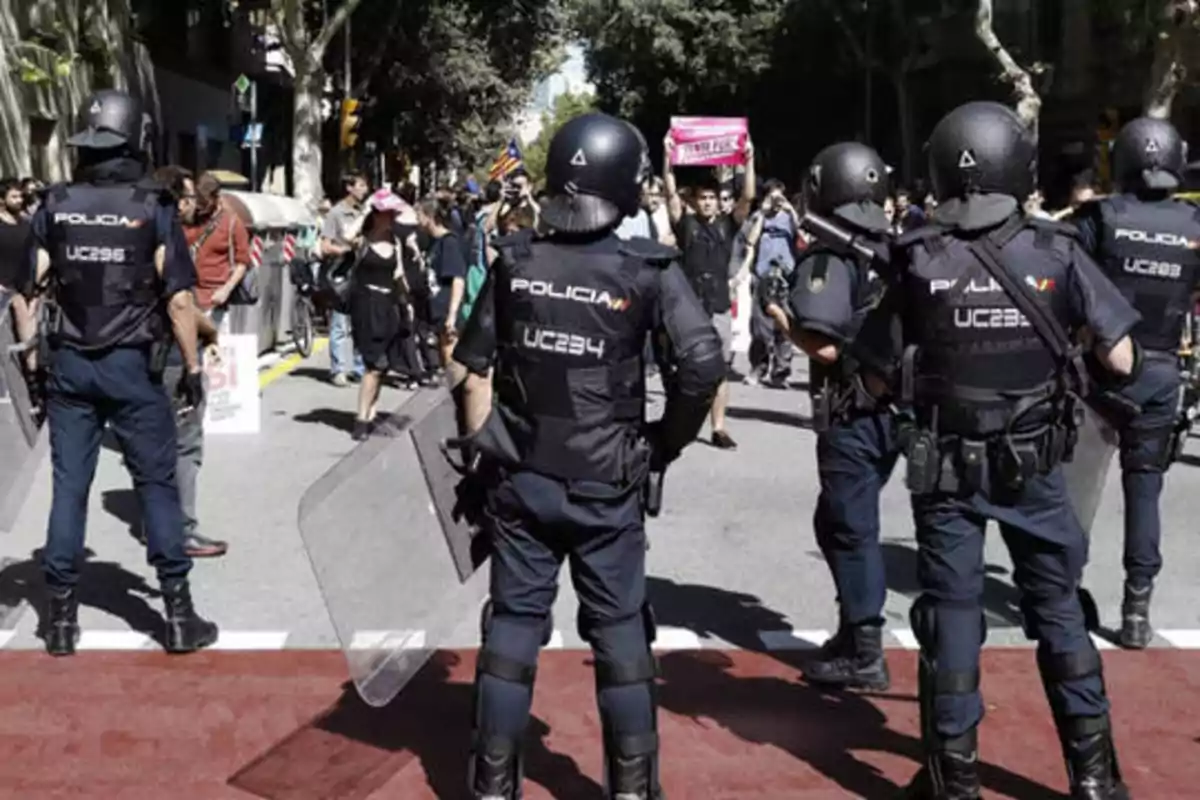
[{"left": 3, "top": 347, "right": 1200, "bottom": 655}]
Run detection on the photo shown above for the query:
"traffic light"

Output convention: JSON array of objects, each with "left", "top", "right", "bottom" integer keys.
[{"left": 340, "top": 98, "right": 361, "bottom": 150}]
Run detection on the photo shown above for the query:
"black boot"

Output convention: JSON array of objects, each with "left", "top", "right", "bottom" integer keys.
[
  {"left": 903, "top": 733, "right": 982, "bottom": 800},
  {"left": 1118, "top": 582, "right": 1152, "bottom": 650},
  {"left": 470, "top": 734, "right": 521, "bottom": 799},
  {"left": 607, "top": 733, "right": 664, "bottom": 800},
  {"left": 802, "top": 623, "right": 890, "bottom": 691},
  {"left": 161, "top": 580, "right": 218, "bottom": 654},
  {"left": 44, "top": 587, "right": 79, "bottom": 657},
  {"left": 1062, "top": 716, "right": 1130, "bottom": 800}
]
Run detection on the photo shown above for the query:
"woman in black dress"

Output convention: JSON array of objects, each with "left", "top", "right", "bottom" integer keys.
[{"left": 350, "top": 190, "right": 412, "bottom": 440}]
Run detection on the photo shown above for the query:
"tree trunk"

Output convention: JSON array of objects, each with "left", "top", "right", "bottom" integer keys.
[
  {"left": 291, "top": 60, "right": 324, "bottom": 210},
  {"left": 892, "top": 73, "right": 915, "bottom": 185},
  {"left": 1144, "top": 0, "right": 1199, "bottom": 119},
  {"left": 974, "top": 0, "right": 1041, "bottom": 135}
]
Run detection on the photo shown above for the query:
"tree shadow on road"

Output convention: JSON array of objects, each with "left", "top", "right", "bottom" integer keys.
[
  {"left": 228, "top": 651, "right": 602, "bottom": 800},
  {"left": 647, "top": 579, "right": 1064, "bottom": 799},
  {"left": 880, "top": 540, "right": 1025, "bottom": 629},
  {"left": 0, "top": 548, "right": 167, "bottom": 647},
  {"left": 722, "top": 405, "right": 814, "bottom": 430}
]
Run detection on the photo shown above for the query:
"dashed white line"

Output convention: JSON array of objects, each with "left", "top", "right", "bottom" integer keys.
[
  {"left": 652, "top": 627, "right": 701, "bottom": 650},
  {"left": 892, "top": 628, "right": 920, "bottom": 650},
  {"left": 1159, "top": 630, "right": 1200, "bottom": 648},
  {"left": 543, "top": 630, "right": 565, "bottom": 650},
  {"left": 759, "top": 629, "right": 830, "bottom": 650},
  {"left": 0, "top": 630, "right": 14, "bottom": 648},
  {"left": 1090, "top": 633, "right": 1116, "bottom": 651},
  {"left": 210, "top": 631, "right": 289, "bottom": 650},
  {"left": 77, "top": 631, "right": 154, "bottom": 650},
  {"left": 348, "top": 629, "right": 426, "bottom": 651}
]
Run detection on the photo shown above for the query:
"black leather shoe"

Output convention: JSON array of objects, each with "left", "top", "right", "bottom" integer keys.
[
  {"left": 803, "top": 624, "right": 891, "bottom": 691},
  {"left": 1063, "top": 717, "right": 1130, "bottom": 800},
  {"left": 902, "top": 751, "right": 982, "bottom": 799},
  {"left": 470, "top": 734, "right": 520, "bottom": 799},
  {"left": 1118, "top": 582, "right": 1152, "bottom": 650},
  {"left": 161, "top": 580, "right": 218, "bottom": 654},
  {"left": 45, "top": 587, "right": 80, "bottom": 657}
]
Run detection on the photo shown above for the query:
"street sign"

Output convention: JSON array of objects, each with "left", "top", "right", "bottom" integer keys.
[
  {"left": 234, "top": 74, "right": 251, "bottom": 95},
  {"left": 241, "top": 123, "right": 263, "bottom": 148}
]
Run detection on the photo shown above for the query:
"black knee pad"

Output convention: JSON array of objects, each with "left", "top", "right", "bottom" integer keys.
[{"left": 1037, "top": 642, "right": 1103, "bottom": 689}]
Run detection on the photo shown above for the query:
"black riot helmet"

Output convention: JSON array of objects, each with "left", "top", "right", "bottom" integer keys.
[
  {"left": 1112, "top": 117, "right": 1188, "bottom": 192},
  {"left": 540, "top": 112, "right": 650, "bottom": 234},
  {"left": 805, "top": 142, "right": 890, "bottom": 233},
  {"left": 927, "top": 101, "right": 1036, "bottom": 202},
  {"left": 68, "top": 89, "right": 147, "bottom": 152}
]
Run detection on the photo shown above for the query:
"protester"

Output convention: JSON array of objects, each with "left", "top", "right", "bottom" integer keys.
[
  {"left": 320, "top": 172, "right": 369, "bottom": 387},
  {"left": 416, "top": 198, "right": 467, "bottom": 369},
  {"left": 663, "top": 130, "right": 756, "bottom": 450},
  {"left": 349, "top": 189, "right": 412, "bottom": 440},
  {"left": 182, "top": 172, "right": 251, "bottom": 332}
]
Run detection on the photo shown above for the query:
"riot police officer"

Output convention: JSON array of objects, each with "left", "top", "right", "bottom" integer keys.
[
  {"left": 1072, "top": 117, "right": 1200, "bottom": 650},
  {"left": 764, "top": 142, "right": 898, "bottom": 690},
  {"left": 894, "top": 102, "right": 1137, "bottom": 799},
  {"left": 452, "top": 112, "right": 725, "bottom": 800},
  {"left": 22, "top": 90, "right": 217, "bottom": 656}
]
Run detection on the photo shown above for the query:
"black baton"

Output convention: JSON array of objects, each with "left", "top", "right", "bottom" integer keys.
[{"left": 645, "top": 469, "right": 665, "bottom": 517}]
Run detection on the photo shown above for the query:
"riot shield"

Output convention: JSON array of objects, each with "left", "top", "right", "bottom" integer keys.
[
  {"left": 297, "top": 387, "right": 489, "bottom": 708},
  {"left": 1063, "top": 401, "right": 1120, "bottom": 534},
  {"left": 0, "top": 292, "right": 47, "bottom": 533}
]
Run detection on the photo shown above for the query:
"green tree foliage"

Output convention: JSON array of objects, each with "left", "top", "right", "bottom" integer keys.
[
  {"left": 350, "top": 0, "right": 572, "bottom": 169},
  {"left": 520, "top": 90, "right": 596, "bottom": 184}
]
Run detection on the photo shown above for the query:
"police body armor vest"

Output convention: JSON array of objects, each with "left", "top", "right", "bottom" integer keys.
[
  {"left": 1096, "top": 196, "right": 1200, "bottom": 352},
  {"left": 45, "top": 183, "right": 161, "bottom": 350},
  {"left": 803, "top": 241, "right": 893, "bottom": 391},
  {"left": 491, "top": 232, "right": 655, "bottom": 484},
  {"left": 899, "top": 220, "right": 1074, "bottom": 436}
]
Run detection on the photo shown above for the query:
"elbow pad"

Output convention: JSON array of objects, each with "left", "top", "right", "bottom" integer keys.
[
  {"left": 657, "top": 332, "right": 724, "bottom": 463},
  {"left": 671, "top": 328, "right": 726, "bottom": 399}
]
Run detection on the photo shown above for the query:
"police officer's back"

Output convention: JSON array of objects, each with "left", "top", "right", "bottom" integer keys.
[
  {"left": 452, "top": 113, "right": 725, "bottom": 800},
  {"left": 893, "top": 102, "right": 1138, "bottom": 800},
  {"left": 1072, "top": 116, "right": 1200, "bottom": 649},
  {"left": 23, "top": 90, "right": 216, "bottom": 657},
  {"left": 767, "top": 142, "right": 900, "bottom": 691}
]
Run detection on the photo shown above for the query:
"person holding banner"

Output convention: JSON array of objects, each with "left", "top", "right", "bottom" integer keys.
[{"left": 663, "top": 123, "right": 756, "bottom": 450}]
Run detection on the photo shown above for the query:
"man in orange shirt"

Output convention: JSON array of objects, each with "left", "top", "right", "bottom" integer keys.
[
  {"left": 165, "top": 170, "right": 250, "bottom": 558},
  {"left": 183, "top": 173, "right": 250, "bottom": 329}
]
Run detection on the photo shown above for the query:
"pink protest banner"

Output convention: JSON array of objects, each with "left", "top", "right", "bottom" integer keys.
[{"left": 669, "top": 116, "right": 748, "bottom": 167}]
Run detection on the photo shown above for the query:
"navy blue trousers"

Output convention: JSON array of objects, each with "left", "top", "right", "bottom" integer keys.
[
  {"left": 813, "top": 410, "right": 899, "bottom": 626},
  {"left": 42, "top": 346, "right": 191, "bottom": 588},
  {"left": 910, "top": 467, "right": 1107, "bottom": 738},
  {"left": 476, "top": 470, "right": 654, "bottom": 742},
  {"left": 1114, "top": 355, "right": 1181, "bottom": 587}
]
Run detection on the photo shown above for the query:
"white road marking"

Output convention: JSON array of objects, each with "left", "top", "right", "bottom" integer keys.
[
  {"left": 0, "top": 630, "right": 14, "bottom": 648},
  {"left": 543, "top": 630, "right": 564, "bottom": 650},
  {"left": 348, "top": 630, "right": 426, "bottom": 651},
  {"left": 77, "top": 631, "right": 154, "bottom": 650},
  {"left": 210, "top": 631, "right": 289, "bottom": 650},
  {"left": 892, "top": 629, "right": 920, "bottom": 650},
  {"left": 1159, "top": 629, "right": 1200, "bottom": 648},
  {"left": 759, "top": 629, "right": 830, "bottom": 650},
  {"left": 652, "top": 627, "right": 701, "bottom": 650},
  {"left": 1091, "top": 633, "right": 1116, "bottom": 651}
]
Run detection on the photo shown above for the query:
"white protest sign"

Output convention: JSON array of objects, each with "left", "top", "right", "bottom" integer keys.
[{"left": 202, "top": 334, "right": 260, "bottom": 434}]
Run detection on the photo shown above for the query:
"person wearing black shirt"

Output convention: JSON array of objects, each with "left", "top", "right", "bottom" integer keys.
[
  {"left": 661, "top": 134, "right": 756, "bottom": 449},
  {"left": 416, "top": 199, "right": 468, "bottom": 369}
]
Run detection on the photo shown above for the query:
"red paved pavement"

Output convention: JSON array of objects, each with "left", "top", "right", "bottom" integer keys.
[{"left": 0, "top": 649, "right": 1196, "bottom": 799}]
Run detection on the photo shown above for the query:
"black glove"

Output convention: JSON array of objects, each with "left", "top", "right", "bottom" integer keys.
[{"left": 176, "top": 370, "right": 205, "bottom": 414}]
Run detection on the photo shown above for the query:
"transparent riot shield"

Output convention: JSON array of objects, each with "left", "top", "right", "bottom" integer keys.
[
  {"left": 1063, "top": 401, "right": 1120, "bottom": 534},
  {"left": 0, "top": 291, "right": 47, "bottom": 533},
  {"left": 297, "top": 387, "right": 489, "bottom": 707}
]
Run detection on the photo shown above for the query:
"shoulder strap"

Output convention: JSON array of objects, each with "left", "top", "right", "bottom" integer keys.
[
  {"left": 190, "top": 211, "right": 223, "bottom": 258},
  {"left": 965, "top": 216, "right": 1089, "bottom": 394}
]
